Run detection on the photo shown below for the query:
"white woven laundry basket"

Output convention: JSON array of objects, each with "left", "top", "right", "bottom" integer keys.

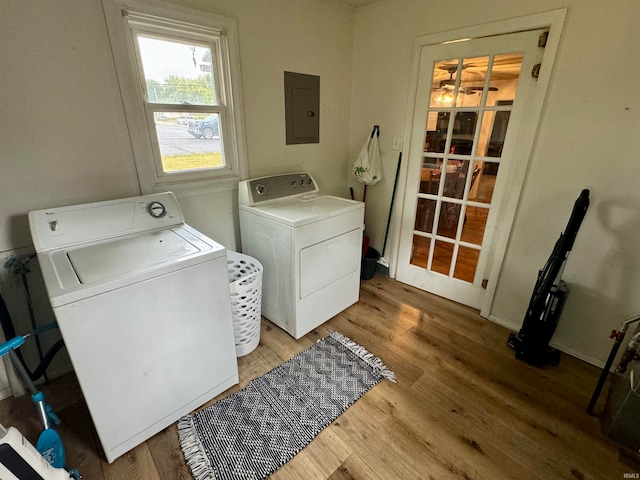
[{"left": 227, "top": 251, "right": 263, "bottom": 357}]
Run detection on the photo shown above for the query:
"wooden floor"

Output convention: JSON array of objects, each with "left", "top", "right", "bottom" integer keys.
[{"left": 0, "top": 276, "right": 630, "bottom": 479}]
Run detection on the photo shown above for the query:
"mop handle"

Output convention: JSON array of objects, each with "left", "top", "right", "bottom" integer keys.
[
  {"left": 0, "top": 335, "right": 25, "bottom": 357},
  {"left": 0, "top": 335, "right": 41, "bottom": 398}
]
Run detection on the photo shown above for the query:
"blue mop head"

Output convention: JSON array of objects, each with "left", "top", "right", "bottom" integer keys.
[{"left": 36, "top": 428, "right": 65, "bottom": 469}]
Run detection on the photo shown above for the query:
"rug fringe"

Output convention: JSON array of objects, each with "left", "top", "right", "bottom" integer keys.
[
  {"left": 327, "top": 330, "right": 397, "bottom": 383},
  {"left": 178, "top": 415, "right": 216, "bottom": 480}
]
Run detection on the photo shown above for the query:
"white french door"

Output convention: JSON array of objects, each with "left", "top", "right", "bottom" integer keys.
[{"left": 396, "top": 29, "right": 549, "bottom": 310}]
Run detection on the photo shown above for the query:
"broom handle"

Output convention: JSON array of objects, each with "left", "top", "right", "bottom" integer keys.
[{"left": 382, "top": 151, "right": 402, "bottom": 258}]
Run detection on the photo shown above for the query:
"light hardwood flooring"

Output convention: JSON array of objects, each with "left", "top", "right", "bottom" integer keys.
[{"left": 0, "top": 276, "right": 631, "bottom": 479}]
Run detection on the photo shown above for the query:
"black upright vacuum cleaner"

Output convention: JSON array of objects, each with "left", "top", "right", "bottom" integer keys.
[{"left": 507, "top": 189, "right": 590, "bottom": 367}]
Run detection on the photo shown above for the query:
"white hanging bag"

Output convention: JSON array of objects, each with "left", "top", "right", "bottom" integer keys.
[{"left": 353, "top": 126, "right": 382, "bottom": 186}]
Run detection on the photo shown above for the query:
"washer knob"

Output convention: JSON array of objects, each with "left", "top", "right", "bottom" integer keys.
[
  {"left": 255, "top": 183, "right": 266, "bottom": 195},
  {"left": 147, "top": 201, "right": 167, "bottom": 218}
]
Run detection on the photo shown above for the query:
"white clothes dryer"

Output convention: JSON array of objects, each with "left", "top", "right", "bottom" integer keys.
[
  {"left": 29, "top": 192, "right": 238, "bottom": 463},
  {"left": 238, "top": 173, "right": 364, "bottom": 339}
]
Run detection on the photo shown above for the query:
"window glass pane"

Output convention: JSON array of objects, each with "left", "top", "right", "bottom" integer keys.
[
  {"left": 155, "top": 112, "right": 224, "bottom": 172},
  {"left": 137, "top": 36, "right": 217, "bottom": 105}
]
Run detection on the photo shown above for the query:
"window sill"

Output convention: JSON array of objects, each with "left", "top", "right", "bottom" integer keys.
[{"left": 150, "top": 176, "right": 240, "bottom": 198}]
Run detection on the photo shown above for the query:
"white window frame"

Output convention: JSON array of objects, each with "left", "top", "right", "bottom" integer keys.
[{"left": 102, "top": 0, "right": 247, "bottom": 194}]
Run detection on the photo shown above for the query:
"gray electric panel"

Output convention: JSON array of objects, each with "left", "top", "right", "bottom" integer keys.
[{"left": 284, "top": 71, "right": 319, "bottom": 144}]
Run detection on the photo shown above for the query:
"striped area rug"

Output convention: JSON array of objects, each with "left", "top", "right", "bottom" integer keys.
[{"left": 178, "top": 330, "right": 396, "bottom": 480}]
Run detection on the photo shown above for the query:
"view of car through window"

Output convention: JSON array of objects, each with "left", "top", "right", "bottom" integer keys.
[
  {"left": 136, "top": 36, "right": 224, "bottom": 172},
  {"left": 187, "top": 114, "right": 220, "bottom": 139}
]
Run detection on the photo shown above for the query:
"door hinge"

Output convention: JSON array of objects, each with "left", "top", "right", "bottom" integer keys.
[
  {"left": 482, "top": 279, "right": 488, "bottom": 289},
  {"left": 538, "top": 31, "right": 549, "bottom": 48},
  {"left": 532, "top": 63, "right": 541, "bottom": 79}
]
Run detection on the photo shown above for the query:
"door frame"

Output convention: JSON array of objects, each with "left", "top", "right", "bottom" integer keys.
[{"left": 390, "top": 9, "right": 567, "bottom": 317}]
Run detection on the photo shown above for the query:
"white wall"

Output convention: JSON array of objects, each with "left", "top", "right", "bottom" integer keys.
[
  {"left": 350, "top": 0, "right": 640, "bottom": 365},
  {"left": 0, "top": 1, "right": 142, "bottom": 253}
]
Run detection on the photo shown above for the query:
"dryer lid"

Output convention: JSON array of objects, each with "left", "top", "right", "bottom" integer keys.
[{"left": 67, "top": 229, "right": 199, "bottom": 284}]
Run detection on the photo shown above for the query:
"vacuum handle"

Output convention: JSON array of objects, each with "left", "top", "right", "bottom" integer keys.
[{"left": 563, "top": 189, "right": 590, "bottom": 253}]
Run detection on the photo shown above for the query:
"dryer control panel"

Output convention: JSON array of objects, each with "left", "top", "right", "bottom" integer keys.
[{"left": 238, "top": 173, "right": 318, "bottom": 206}]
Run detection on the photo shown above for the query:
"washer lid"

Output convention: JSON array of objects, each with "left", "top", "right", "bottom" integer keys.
[
  {"left": 240, "top": 194, "right": 364, "bottom": 227},
  {"left": 37, "top": 224, "right": 226, "bottom": 307},
  {"left": 67, "top": 229, "right": 198, "bottom": 284}
]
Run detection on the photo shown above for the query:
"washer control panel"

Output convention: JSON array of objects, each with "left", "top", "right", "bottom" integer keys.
[
  {"left": 147, "top": 201, "right": 167, "bottom": 218},
  {"left": 240, "top": 173, "right": 318, "bottom": 205},
  {"left": 29, "top": 192, "right": 184, "bottom": 252}
]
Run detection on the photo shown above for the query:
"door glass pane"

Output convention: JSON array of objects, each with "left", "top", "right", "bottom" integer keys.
[
  {"left": 453, "top": 246, "right": 480, "bottom": 282},
  {"left": 431, "top": 240, "right": 454, "bottom": 275},
  {"left": 155, "top": 112, "right": 223, "bottom": 172},
  {"left": 425, "top": 112, "right": 449, "bottom": 153},
  {"left": 430, "top": 59, "right": 459, "bottom": 108},
  {"left": 468, "top": 163, "right": 498, "bottom": 204},
  {"left": 459, "top": 56, "right": 489, "bottom": 106},
  {"left": 410, "top": 235, "right": 431, "bottom": 268},
  {"left": 414, "top": 198, "right": 436, "bottom": 233},
  {"left": 489, "top": 53, "right": 524, "bottom": 105},
  {"left": 436, "top": 201, "right": 461, "bottom": 238},
  {"left": 137, "top": 36, "right": 217, "bottom": 105},
  {"left": 420, "top": 163, "right": 441, "bottom": 194},
  {"left": 451, "top": 111, "right": 477, "bottom": 155},
  {"left": 460, "top": 206, "right": 489, "bottom": 245},
  {"left": 478, "top": 106, "right": 513, "bottom": 158},
  {"left": 441, "top": 166, "right": 465, "bottom": 200},
  {"left": 457, "top": 159, "right": 472, "bottom": 197}
]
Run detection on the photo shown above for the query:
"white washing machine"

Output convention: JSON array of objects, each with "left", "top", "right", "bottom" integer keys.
[
  {"left": 28, "top": 192, "right": 238, "bottom": 463},
  {"left": 238, "top": 173, "right": 364, "bottom": 339}
]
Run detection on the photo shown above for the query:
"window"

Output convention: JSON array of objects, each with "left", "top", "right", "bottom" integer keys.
[{"left": 102, "top": 1, "right": 247, "bottom": 192}]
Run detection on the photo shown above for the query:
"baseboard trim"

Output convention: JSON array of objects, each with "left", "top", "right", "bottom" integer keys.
[
  {"left": 0, "top": 387, "right": 12, "bottom": 401},
  {"left": 487, "top": 314, "right": 605, "bottom": 369}
]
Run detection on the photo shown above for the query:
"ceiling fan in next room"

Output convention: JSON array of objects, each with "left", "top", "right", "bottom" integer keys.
[
  {"left": 433, "top": 65, "right": 499, "bottom": 96},
  {"left": 431, "top": 64, "right": 499, "bottom": 107}
]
